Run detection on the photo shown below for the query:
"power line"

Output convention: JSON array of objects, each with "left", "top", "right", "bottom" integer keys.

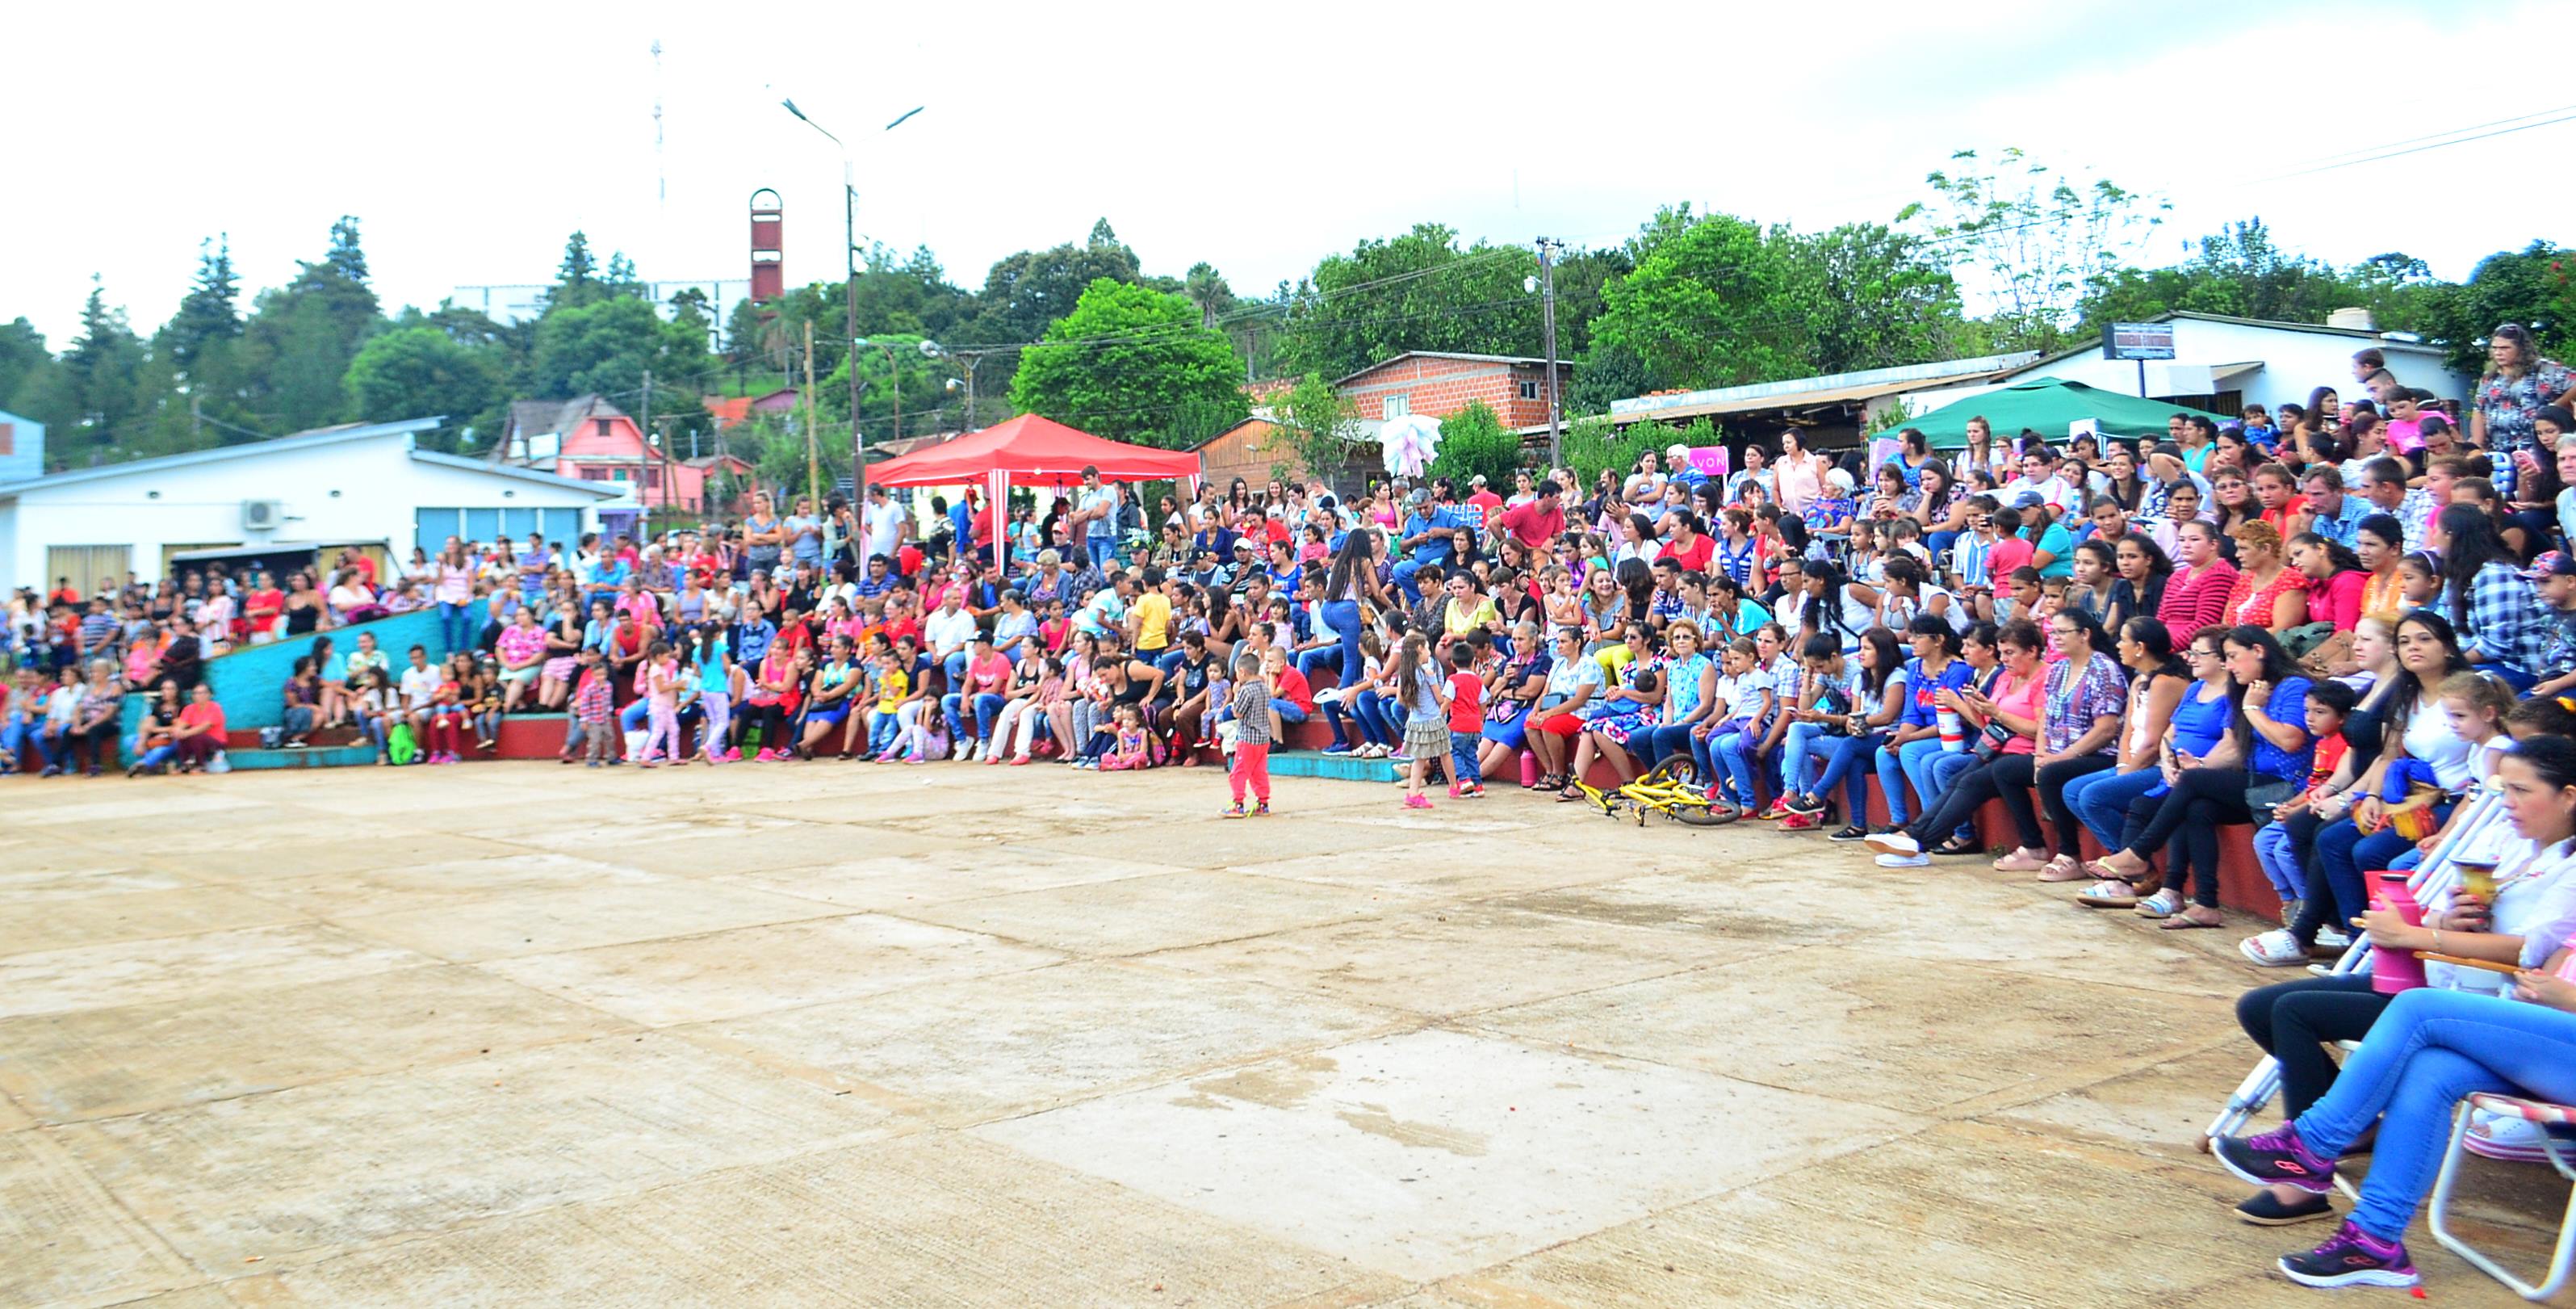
[{"left": 2249, "top": 109, "right": 2576, "bottom": 183}]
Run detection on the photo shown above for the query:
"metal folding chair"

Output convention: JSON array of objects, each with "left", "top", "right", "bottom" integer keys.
[
  {"left": 2203, "top": 791, "right": 2511, "bottom": 1148},
  {"left": 2431, "top": 1093, "right": 2576, "bottom": 1300}
]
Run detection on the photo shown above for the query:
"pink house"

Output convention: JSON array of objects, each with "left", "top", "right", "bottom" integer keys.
[{"left": 496, "top": 396, "right": 750, "bottom": 513}]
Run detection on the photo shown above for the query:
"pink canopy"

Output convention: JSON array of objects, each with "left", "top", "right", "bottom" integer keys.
[{"left": 864, "top": 413, "right": 1200, "bottom": 489}]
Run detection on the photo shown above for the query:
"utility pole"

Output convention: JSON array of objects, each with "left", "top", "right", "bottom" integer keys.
[
  {"left": 803, "top": 320, "right": 822, "bottom": 511},
  {"left": 641, "top": 368, "right": 656, "bottom": 518},
  {"left": 846, "top": 162, "right": 863, "bottom": 507},
  {"left": 1536, "top": 237, "right": 1564, "bottom": 472}
]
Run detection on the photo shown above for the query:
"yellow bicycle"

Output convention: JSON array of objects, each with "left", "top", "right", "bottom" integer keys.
[{"left": 1569, "top": 759, "right": 1742, "bottom": 828}]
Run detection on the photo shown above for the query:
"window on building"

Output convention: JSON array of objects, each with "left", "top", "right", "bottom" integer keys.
[
  {"left": 1518, "top": 380, "right": 1540, "bottom": 401},
  {"left": 0, "top": 422, "right": 14, "bottom": 456},
  {"left": 595, "top": 418, "right": 613, "bottom": 438},
  {"left": 640, "top": 467, "right": 660, "bottom": 491},
  {"left": 578, "top": 467, "right": 610, "bottom": 481},
  {"left": 1384, "top": 393, "right": 1411, "bottom": 419}
]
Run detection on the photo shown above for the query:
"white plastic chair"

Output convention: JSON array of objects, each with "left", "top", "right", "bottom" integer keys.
[
  {"left": 2430, "top": 1093, "right": 2576, "bottom": 1300},
  {"left": 2204, "top": 791, "right": 2510, "bottom": 1147}
]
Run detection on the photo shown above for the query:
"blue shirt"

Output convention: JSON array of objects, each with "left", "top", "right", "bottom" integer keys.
[
  {"left": 2306, "top": 496, "right": 2369, "bottom": 549},
  {"left": 733, "top": 619, "right": 776, "bottom": 667},
  {"left": 2249, "top": 676, "right": 2317, "bottom": 784},
  {"left": 1898, "top": 657, "right": 1971, "bottom": 729}
]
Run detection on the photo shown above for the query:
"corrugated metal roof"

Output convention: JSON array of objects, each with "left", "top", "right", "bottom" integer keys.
[
  {"left": 1330, "top": 350, "right": 1558, "bottom": 388},
  {"left": 0, "top": 418, "right": 447, "bottom": 498},
  {"left": 408, "top": 449, "right": 627, "bottom": 496},
  {"left": 1607, "top": 353, "right": 2042, "bottom": 424}
]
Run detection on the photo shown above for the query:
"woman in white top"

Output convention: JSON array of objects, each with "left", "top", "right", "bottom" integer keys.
[{"left": 1771, "top": 430, "right": 1825, "bottom": 519}]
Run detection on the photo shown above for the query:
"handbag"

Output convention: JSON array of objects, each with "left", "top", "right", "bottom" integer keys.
[{"left": 1970, "top": 718, "right": 2017, "bottom": 762}]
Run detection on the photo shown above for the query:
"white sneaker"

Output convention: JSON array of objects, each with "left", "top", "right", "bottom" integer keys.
[
  {"left": 1315, "top": 687, "right": 1345, "bottom": 705},
  {"left": 1865, "top": 832, "right": 1920, "bottom": 857},
  {"left": 2314, "top": 926, "right": 2352, "bottom": 950},
  {"left": 2465, "top": 1108, "right": 2563, "bottom": 1162},
  {"left": 1874, "top": 853, "right": 1930, "bottom": 869},
  {"left": 2240, "top": 929, "right": 2307, "bottom": 967}
]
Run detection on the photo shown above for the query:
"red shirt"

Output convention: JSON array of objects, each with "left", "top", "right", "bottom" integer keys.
[
  {"left": 49, "top": 586, "right": 81, "bottom": 607},
  {"left": 1497, "top": 500, "right": 1566, "bottom": 552},
  {"left": 1987, "top": 538, "right": 2036, "bottom": 578},
  {"left": 1465, "top": 490, "right": 1505, "bottom": 527},
  {"left": 245, "top": 588, "right": 286, "bottom": 633},
  {"left": 1446, "top": 670, "right": 1482, "bottom": 733},
  {"left": 1273, "top": 665, "right": 1315, "bottom": 715},
  {"left": 1658, "top": 533, "right": 1715, "bottom": 572},
  {"left": 897, "top": 544, "right": 925, "bottom": 579},
  {"left": 178, "top": 700, "right": 228, "bottom": 738}
]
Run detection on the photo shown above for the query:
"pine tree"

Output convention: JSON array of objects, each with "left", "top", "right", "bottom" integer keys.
[
  {"left": 164, "top": 234, "right": 243, "bottom": 375},
  {"left": 62, "top": 277, "right": 145, "bottom": 454},
  {"left": 551, "top": 232, "right": 602, "bottom": 311}
]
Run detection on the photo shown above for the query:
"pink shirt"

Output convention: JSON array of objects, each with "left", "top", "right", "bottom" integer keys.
[
  {"left": 1991, "top": 669, "right": 2046, "bottom": 756},
  {"left": 965, "top": 651, "right": 1013, "bottom": 695}
]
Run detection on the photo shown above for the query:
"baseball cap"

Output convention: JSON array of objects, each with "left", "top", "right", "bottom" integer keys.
[
  {"left": 1231, "top": 540, "right": 1255, "bottom": 554},
  {"left": 1469, "top": 474, "right": 1488, "bottom": 486},
  {"left": 2523, "top": 551, "right": 2576, "bottom": 581},
  {"left": 2009, "top": 490, "right": 2045, "bottom": 510}
]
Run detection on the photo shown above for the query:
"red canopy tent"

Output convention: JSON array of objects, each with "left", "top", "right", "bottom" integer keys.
[{"left": 864, "top": 413, "right": 1202, "bottom": 568}]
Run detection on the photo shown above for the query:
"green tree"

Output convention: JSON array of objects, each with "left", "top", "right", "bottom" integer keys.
[
  {"left": 1426, "top": 401, "right": 1523, "bottom": 489},
  {"left": 1898, "top": 147, "right": 2168, "bottom": 351},
  {"left": 957, "top": 221, "right": 1146, "bottom": 346},
  {"left": 240, "top": 216, "right": 383, "bottom": 430},
  {"left": 1007, "top": 278, "right": 1246, "bottom": 449},
  {"left": 2077, "top": 218, "right": 2360, "bottom": 332},
  {"left": 1263, "top": 373, "right": 1362, "bottom": 484},
  {"left": 1560, "top": 413, "right": 1657, "bottom": 489},
  {"left": 1183, "top": 262, "right": 1236, "bottom": 327},
  {"left": 1276, "top": 224, "right": 1544, "bottom": 380},
  {"left": 344, "top": 325, "right": 503, "bottom": 426},
  {"left": 2413, "top": 240, "right": 2576, "bottom": 375},
  {"left": 0, "top": 317, "right": 61, "bottom": 424},
  {"left": 163, "top": 235, "right": 242, "bottom": 375},
  {"left": 1797, "top": 222, "right": 1973, "bottom": 372},
  {"left": 551, "top": 232, "right": 604, "bottom": 311},
  {"left": 1585, "top": 212, "right": 1816, "bottom": 393},
  {"left": 61, "top": 279, "right": 146, "bottom": 458}
]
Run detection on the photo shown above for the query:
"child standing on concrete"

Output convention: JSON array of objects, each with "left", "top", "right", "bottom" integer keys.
[
  {"left": 637, "top": 642, "right": 681, "bottom": 766},
  {"left": 1445, "top": 644, "right": 1485, "bottom": 799},
  {"left": 570, "top": 647, "right": 616, "bottom": 767},
  {"left": 1221, "top": 652, "right": 1271, "bottom": 818},
  {"left": 1393, "top": 632, "right": 1447, "bottom": 811}
]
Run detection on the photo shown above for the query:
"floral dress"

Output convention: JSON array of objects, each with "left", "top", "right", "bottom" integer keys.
[
  {"left": 2478, "top": 359, "right": 2576, "bottom": 455},
  {"left": 1587, "top": 657, "right": 1664, "bottom": 747}
]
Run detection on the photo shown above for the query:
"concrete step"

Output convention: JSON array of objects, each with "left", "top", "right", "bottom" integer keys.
[
  {"left": 1270, "top": 751, "right": 1398, "bottom": 783},
  {"left": 218, "top": 743, "right": 380, "bottom": 770}
]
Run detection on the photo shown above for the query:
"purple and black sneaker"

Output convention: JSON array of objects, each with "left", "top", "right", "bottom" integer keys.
[
  {"left": 2278, "top": 1219, "right": 2419, "bottom": 1290},
  {"left": 2216, "top": 1122, "right": 2338, "bottom": 1195}
]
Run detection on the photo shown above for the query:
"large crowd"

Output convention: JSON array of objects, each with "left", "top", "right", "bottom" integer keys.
[{"left": 10, "top": 329, "right": 2576, "bottom": 1291}]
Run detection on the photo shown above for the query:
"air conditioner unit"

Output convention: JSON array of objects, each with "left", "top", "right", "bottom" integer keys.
[{"left": 241, "top": 499, "right": 285, "bottom": 531}]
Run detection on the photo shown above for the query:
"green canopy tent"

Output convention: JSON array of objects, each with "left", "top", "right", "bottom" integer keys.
[{"left": 1894, "top": 375, "right": 2217, "bottom": 449}]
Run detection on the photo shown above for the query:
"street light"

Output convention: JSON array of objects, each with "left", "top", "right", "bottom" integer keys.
[
  {"left": 924, "top": 340, "right": 994, "bottom": 433},
  {"left": 779, "top": 95, "right": 924, "bottom": 505}
]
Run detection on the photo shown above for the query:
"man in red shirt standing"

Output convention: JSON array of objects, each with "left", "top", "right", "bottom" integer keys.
[
  {"left": 1493, "top": 479, "right": 1567, "bottom": 555},
  {"left": 1463, "top": 475, "right": 1505, "bottom": 531}
]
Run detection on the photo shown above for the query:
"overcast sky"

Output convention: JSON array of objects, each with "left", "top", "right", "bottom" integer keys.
[{"left": 6, "top": 0, "right": 2561, "bottom": 346}]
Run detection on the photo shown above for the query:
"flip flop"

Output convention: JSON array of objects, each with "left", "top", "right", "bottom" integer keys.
[
  {"left": 2159, "top": 910, "right": 2224, "bottom": 930},
  {"left": 2074, "top": 879, "right": 2138, "bottom": 908}
]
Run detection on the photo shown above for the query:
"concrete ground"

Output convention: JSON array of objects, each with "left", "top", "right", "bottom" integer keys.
[{"left": 4, "top": 761, "right": 2567, "bottom": 1308}]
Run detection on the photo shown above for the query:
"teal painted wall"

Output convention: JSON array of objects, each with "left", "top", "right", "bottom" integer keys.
[{"left": 119, "top": 601, "right": 489, "bottom": 733}]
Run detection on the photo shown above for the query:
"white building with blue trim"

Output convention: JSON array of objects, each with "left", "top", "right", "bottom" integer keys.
[{"left": 0, "top": 417, "right": 622, "bottom": 592}]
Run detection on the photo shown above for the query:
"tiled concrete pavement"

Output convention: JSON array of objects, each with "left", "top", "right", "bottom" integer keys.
[{"left": 2, "top": 760, "right": 2564, "bottom": 1307}]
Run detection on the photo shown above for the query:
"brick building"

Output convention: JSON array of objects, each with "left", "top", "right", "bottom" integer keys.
[
  {"left": 1333, "top": 351, "right": 1569, "bottom": 434},
  {"left": 1189, "top": 418, "right": 1379, "bottom": 497}
]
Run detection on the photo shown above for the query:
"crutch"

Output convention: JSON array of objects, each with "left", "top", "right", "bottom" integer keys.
[{"left": 2202, "top": 788, "right": 2510, "bottom": 1147}]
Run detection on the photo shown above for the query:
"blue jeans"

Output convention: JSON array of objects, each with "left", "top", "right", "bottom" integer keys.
[
  {"left": 1712, "top": 729, "right": 1764, "bottom": 808},
  {"left": 1294, "top": 646, "right": 1340, "bottom": 688},
  {"left": 1451, "top": 730, "right": 1481, "bottom": 787},
  {"left": 1633, "top": 723, "right": 1694, "bottom": 773},
  {"left": 2, "top": 720, "right": 49, "bottom": 771},
  {"left": 620, "top": 700, "right": 651, "bottom": 733},
  {"left": 1391, "top": 557, "right": 1447, "bottom": 602},
  {"left": 1354, "top": 691, "right": 1397, "bottom": 745},
  {"left": 2295, "top": 987, "right": 2576, "bottom": 1242},
  {"left": 2254, "top": 820, "right": 2302, "bottom": 901},
  {"left": 437, "top": 600, "right": 472, "bottom": 656},
  {"left": 2064, "top": 766, "right": 2162, "bottom": 854},
  {"left": 1324, "top": 695, "right": 1395, "bottom": 749},
  {"left": 867, "top": 710, "right": 901, "bottom": 753},
  {"left": 943, "top": 691, "right": 1006, "bottom": 743},
  {"left": 1084, "top": 535, "right": 1118, "bottom": 570},
  {"left": 1813, "top": 731, "right": 1883, "bottom": 818},
  {"left": 1320, "top": 599, "right": 1362, "bottom": 686},
  {"left": 1782, "top": 720, "right": 1833, "bottom": 796},
  {"left": 1873, "top": 735, "right": 1944, "bottom": 825}
]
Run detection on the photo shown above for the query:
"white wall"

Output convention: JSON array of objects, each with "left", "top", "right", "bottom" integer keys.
[
  {"left": 1895, "top": 320, "right": 2473, "bottom": 418},
  {"left": 2, "top": 432, "right": 606, "bottom": 588}
]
